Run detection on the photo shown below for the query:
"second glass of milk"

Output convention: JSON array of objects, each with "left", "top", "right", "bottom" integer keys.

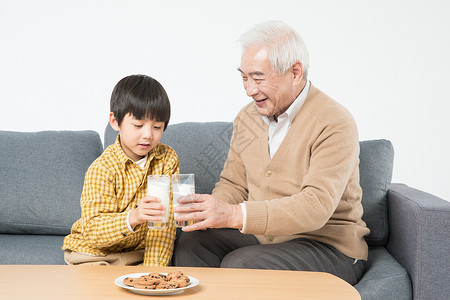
[{"left": 172, "top": 174, "right": 195, "bottom": 227}]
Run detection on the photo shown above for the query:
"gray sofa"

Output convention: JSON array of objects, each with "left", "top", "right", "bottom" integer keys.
[{"left": 1, "top": 122, "right": 449, "bottom": 300}]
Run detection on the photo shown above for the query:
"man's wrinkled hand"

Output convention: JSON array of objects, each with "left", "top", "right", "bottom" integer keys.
[{"left": 174, "top": 194, "right": 243, "bottom": 231}]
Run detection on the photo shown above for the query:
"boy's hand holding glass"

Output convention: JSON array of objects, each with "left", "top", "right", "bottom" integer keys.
[{"left": 128, "top": 196, "right": 166, "bottom": 230}]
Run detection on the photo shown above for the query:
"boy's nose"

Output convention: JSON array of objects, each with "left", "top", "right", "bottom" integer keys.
[{"left": 142, "top": 126, "right": 153, "bottom": 139}]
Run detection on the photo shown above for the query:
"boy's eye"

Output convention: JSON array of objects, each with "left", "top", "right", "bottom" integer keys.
[
  {"left": 134, "top": 124, "right": 143, "bottom": 128},
  {"left": 154, "top": 126, "right": 162, "bottom": 130}
]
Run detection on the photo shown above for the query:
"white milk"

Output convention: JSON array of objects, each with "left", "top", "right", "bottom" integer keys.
[
  {"left": 173, "top": 183, "right": 195, "bottom": 227},
  {"left": 173, "top": 183, "right": 195, "bottom": 204},
  {"left": 147, "top": 179, "right": 170, "bottom": 229}
]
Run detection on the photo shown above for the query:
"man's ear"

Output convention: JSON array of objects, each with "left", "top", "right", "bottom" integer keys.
[
  {"left": 292, "top": 61, "right": 306, "bottom": 89},
  {"left": 292, "top": 61, "right": 303, "bottom": 81},
  {"left": 109, "top": 112, "right": 120, "bottom": 131}
]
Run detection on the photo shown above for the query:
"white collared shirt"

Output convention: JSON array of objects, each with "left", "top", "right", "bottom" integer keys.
[
  {"left": 240, "top": 81, "right": 310, "bottom": 232},
  {"left": 261, "top": 80, "right": 310, "bottom": 158},
  {"left": 135, "top": 155, "right": 148, "bottom": 170}
]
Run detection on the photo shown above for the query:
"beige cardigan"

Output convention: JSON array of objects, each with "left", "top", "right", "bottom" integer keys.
[{"left": 212, "top": 84, "right": 370, "bottom": 260}]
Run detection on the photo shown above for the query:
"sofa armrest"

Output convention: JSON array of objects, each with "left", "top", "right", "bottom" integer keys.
[{"left": 386, "top": 183, "right": 450, "bottom": 300}]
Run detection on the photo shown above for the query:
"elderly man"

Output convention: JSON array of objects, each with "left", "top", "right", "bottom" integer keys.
[{"left": 173, "top": 20, "right": 369, "bottom": 285}]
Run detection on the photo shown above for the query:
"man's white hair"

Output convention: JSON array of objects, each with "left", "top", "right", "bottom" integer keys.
[{"left": 237, "top": 20, "right": 310, "bottom": 78}]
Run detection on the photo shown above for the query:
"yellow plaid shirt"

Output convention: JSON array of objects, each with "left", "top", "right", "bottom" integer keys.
[{"left": 62, "top": 135, "right": 179, "bottom": 266}]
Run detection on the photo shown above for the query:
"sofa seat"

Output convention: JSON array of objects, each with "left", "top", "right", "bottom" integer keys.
[
  {"left": 355, "top": 247, "right": 412, "bottom": 299},
  {"left": 0, "top": 234, "right": 66, "bottom": 265}
]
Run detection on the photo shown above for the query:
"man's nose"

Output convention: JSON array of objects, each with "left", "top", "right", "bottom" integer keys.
[{"left": 245, "top": 80, "right": 258, "bottom": 97}]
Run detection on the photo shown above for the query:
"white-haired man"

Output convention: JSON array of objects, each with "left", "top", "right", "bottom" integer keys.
[{"left": 173, "top": 20, "right": 369, "bottom": 285}]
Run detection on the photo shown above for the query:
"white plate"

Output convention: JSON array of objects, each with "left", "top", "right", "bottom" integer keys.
[{"left": 114, "top": 272, "right": 199, "bottom": 296}]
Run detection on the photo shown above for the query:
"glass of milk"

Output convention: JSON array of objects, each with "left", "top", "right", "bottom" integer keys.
[
  {"left": 147, "top": 175, "right": 171, "bottom": 229},
  {"left": 172, "top": 174, "right": 195, "bottom": 227}
]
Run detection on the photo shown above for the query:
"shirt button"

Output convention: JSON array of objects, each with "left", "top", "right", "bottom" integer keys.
[
  {"left": 267, "top": 236, "right": 274, "bottom": 242},
  {"left": 266, "top": 170, "right": 272, "bottom": 177}
]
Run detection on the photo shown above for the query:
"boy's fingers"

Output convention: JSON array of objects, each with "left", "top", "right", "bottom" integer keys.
[
  {"left": 140, "top": 204, "right": 165, "bottom": 213},
  {"left": 144, "top": 209, "right": 165, "bottom": 217},
  {"left": 144, "top": 215, "right": 163, "bottom": 222},
  {"left": 141, "top": 196, "right": 161, "bottom": 203}
]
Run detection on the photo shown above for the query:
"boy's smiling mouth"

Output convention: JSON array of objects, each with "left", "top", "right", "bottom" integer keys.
[{"left": 138, "top": 143, "right": 151, "bottom": 149}]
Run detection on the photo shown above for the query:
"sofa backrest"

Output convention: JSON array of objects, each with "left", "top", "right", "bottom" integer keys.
[
  {"left": 359, "top": 140, "right": 394, "bottom": 246},
  {"left": 105, "top": 122, "right": 394, "bottom": 246},
  {"left": 104, "top": 122, "right": 233, "bottom": 194},
  {"left": 0, "top": 130, "right": 103, "bottom": 235}
]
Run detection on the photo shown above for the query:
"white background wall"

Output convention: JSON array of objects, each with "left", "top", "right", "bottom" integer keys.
[{"left": 1, "top": 0, "right": 449, "bottom": 201}]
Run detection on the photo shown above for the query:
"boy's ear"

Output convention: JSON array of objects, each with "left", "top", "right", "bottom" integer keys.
[{"left": 109, "top": 112, "right": 120, "bottom": 131}]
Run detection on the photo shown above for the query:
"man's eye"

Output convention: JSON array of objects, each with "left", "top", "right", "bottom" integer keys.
[
  {"left": 254, "top": 79, "right": 263, "bottom": 84},
  {"left": 242, "top": 76, "right": 248, "bottom": 81}
]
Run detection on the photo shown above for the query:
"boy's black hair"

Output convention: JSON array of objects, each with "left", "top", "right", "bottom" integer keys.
[{"left": 110, "top": 74, "right": 170, "bottom": 129}]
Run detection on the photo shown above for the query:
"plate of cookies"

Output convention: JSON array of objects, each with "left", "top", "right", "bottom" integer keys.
[{"left": 114, "top": 271, "right": 199, "bottom": 295}]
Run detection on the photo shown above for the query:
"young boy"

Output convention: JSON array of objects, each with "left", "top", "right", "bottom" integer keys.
[{"left": 62, "top": 74, "right": 179, "bottom": 266}]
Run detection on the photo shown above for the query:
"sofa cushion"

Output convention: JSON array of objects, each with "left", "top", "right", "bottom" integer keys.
[
  {"left": 0, "top": 130, "right": 103, "bottom": 235},
  {"left": 359, "top": 139, "right": 394, "bottom": 246},
  {"left": 354, "top": 247, "right": 412, "bottom": 299},
  {"left": 104, "top": 122, "right": 233, "bottom": 194},
  {"left": 0, "top": 234, "right": 66, "bottom": 264}
]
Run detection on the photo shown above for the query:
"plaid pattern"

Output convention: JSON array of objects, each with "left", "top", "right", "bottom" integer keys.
[{"left": 62, "top": 135, "right": 179, "bottom": 266}]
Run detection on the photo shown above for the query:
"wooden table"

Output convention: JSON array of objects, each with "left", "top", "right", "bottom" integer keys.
[{"left": 0, "top": 265, "right": 360, "bottom": 299}]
